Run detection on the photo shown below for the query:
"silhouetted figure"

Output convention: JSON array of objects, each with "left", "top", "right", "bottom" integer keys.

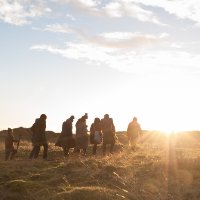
[
  {"left": 127, "top": 117, "right": 142, "bottom": 150},
  {"left": 90, "top": 118, "right": 102, "bottom": 155},
  {"left": 75, "top": 114, "right": 88, "bottom": 155},
  {"left": 101, "top": 114, "right": 116, "bottom": 156},
  {"left": 29, "top": 114, "right": 48, "bottom": 160},
  {"left": 55, "top": 116, "right": 75, "bottom": 157},
  {"left": 5, "top": 128, "right": 19, "bottom": 161}
]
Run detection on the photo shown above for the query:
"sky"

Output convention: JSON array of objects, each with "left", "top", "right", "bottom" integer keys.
[{"left": 1, "top": 0, "right": 200, "bottom": 132}]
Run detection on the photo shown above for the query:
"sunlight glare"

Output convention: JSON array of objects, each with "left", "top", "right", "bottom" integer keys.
[{"left": 118, "top": 86, "right": 198, "bottom": 133}]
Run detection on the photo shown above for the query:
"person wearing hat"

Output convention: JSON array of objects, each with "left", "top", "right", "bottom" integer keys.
[
  {"left": 29, "top": 114, "right": 48, "bottom": 160},
  {"left": 127, "top": 117, "right": 142, "bottom": 151},
  {"left": 101, "top": 114, "right": 116, "bottom": 156},
  {"left": 5, "top": 128, "right": 19, "bottom": 161},
  {"left": 55, "top": 115, "right": 75, "bottom": 157}
]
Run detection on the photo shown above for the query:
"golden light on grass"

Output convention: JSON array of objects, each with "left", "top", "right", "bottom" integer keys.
[{"left": 1, "top": 130, "right": 200, "bottom": 200}]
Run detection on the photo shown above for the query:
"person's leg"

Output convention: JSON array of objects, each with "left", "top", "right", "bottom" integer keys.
[
  {"left": 74, "top": 147, "right": 80, "bottom": 153},
  {"left": 43, "top": 143, "right": 48, "bottom": 159},
  {"left": 10, "top": 149, "right": 17, "bottom": 160},
  {"left": 65, "top": 148, "right": 70, "bottom": 157},
  {"left": 33, "top": 146, "right": 41, "bottom": 159},
  {"left": 62, "top": 145, "right": 70, "bottom": 157},
  {"left": 93, "top": 143, "right": 97, "bottom": 155},
  {"left": 5, "top": 149, "right": 11, "bottom": 161},
  {"left": 110, "top": 142, "right": 115, "bottom": 154},
  {"left": 83, "top": 148, "right": 87, "bottom": 155},
  {"left": 29, "top": 145, "right": 38, "bottom": 159},
  {"left": 130, "top": 139, "right": 136, "bottom": 151},
  {"left": 102, "top": 143, "right": 106, "bottom": 156},
  {"left": 62, "top": 145, "right": 67, "bottom": 156}
]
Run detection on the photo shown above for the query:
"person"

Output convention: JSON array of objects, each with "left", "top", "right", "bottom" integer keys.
[
  {"left": 90, "top": 118, "right": 102, "bottom": 155},
  {"left": 29, "top": 114, "right": 48, "bottom": 160},
  {"left": 75, "top": 114, "right": 88, "bottom": 155},
  {"left": 5, "top": 128, "right": 19, "bottom": 161},
  {"left": 55, "top": 115, "right": 75, "bottom": 157},
  {"left": 101, "top": 114, "right": 116, "bottom": 156},
  {"left": 127, "top": 117, "right": 142, "bottom": 150}
]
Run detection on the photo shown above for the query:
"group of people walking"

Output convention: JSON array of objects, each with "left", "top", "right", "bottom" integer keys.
[
  {"left": 4, "top": 113, "right": 142, "bottom": 161},
  {"left": 55, "top": 113, "right": 116, "bottom": 157}
]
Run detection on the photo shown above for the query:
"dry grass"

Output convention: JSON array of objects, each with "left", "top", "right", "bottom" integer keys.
[{"left": 0, "top": 130, "right": 200, "bottom": 200}]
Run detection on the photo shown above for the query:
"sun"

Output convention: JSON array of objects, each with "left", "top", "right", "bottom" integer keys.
[
  {"left": 109, "top": 84, "right": 199, "bottom": 133},
  {"left": 154, "top": 118, "right": 183, "bottom": 135},
  {"left": 161, "top": 130, "right": 175, "bottom": 135}
]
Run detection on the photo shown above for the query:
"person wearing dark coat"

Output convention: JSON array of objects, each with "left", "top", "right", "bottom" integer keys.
[
  {"left": 75, "top": 114, "right": 88, "bottom": 155},
  {"left": 101, "top": 114, "right": 116, "bottom": 156},
  {"left": 127, "top": 117, "right": 142, "bottom": 150},
  {"left": 90, "top": 118, "right": 102, "bottom": 155},
  {"left": 29, "top": 114, "right": 48, "bottom": 160},
  {"left": 55, "top": 115, "right": 75, "bottom": 157},
  {"left": 5, "top": 128, "right": 19, "bottom": 161}
]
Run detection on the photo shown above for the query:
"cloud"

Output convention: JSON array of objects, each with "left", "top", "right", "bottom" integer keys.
[
  {"left": 34, "top": 22, "right": 168, "bottom": 49},
  {"left": 95, "top": 32, "right": 168, "bottom": 48},
  {"left": 31, "top": 31, "right": 200, "bottom": 78},
  {"left": 33, "top": 23, "right": 86, "bottom": 38},
  {"left": 0, "top": 0, "right": 166, "bottom": 26},
  {"left": 66, "top": 14, "right": 76, "bottom": 21},
  {"left": 31, "top": 24, "right": 171, "bottom": 67},
  {"left": 55, "top": 0, "right": 163, "bottom": 24},
  {"left": 103, "top": 0, "right": 162, "bottom": 24},
  {"left": 56, "top": 0, "right": 99, "bottom": 14},
  {"left": 31, "top": 42, "right": 115, "bottom": 63},
  {"left": 65, "top": 0, "right": 99, "bottom": 8},
  {"left": 0, "top": 0, "right": 51, "bottom": 25},
  {"left": 43, "top": 24, "right": 75, "bottom": 33},
  {"left": 2, "top": 0, "right": 200, "bottom": 26},
  {"left": 133, "top": 0, "right": 200, "bottom": 25}
]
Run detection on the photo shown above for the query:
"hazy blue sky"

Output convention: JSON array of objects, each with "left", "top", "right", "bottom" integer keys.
[{"left": 1, "top": 0, "right": 200, "bottom": 132}]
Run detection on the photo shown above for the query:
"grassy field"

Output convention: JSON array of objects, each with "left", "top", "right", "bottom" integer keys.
[{"left": 1, "top": 129, "right": 200, "bottom": 200}]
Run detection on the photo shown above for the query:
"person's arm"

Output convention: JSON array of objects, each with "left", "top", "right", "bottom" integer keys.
[
  {"left": 12, "top": 135, "right": 19, "bottom": 143},
  {"left": 90, "top": 124, "right": 94, "bottom": 134}
]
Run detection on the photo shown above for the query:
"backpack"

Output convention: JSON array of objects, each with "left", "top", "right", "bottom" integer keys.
[{"left": 94, "top": 131, "right": 102, "bottom": 144}]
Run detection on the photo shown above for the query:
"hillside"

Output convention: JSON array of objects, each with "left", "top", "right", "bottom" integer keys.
[{"left": 1, "top": 130, "right": 200, "bottom": 200}]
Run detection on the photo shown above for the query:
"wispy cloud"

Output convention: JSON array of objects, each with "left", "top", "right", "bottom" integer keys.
[
  {"left": 55, "top": 0, "right": 164, "bottom": 24},
  {"left": 95, "top": 32, "right": 168, "bottom": 48},
  {"left": 55, "top": 0, "right": 99, "bottom": 15},
  {"left": 34, "top": 23, "right": 168, "bottom": 49},
  {"left": 44, "top": 24, "right": 75, "bottom": 33},
  {"left": 65, "top": 0, "right": 99, "bottom": 8},
  {"left": 133, "top": 0, "right": 200, "bottom": 25},
  {"left": 103, "top": 0, "right": 162, "bottom": 24},
  {"left": 66, "top": 13, "right": 76, "bottom": 21},
  {"left": 0, "top": 0, "right": 51, "bottom": 25},
  {"left": 2, "top": 0, "right": 200, "bottom": 26},
  {"left": 31, "top": 31, "right": 200, "bottom": 77}
]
